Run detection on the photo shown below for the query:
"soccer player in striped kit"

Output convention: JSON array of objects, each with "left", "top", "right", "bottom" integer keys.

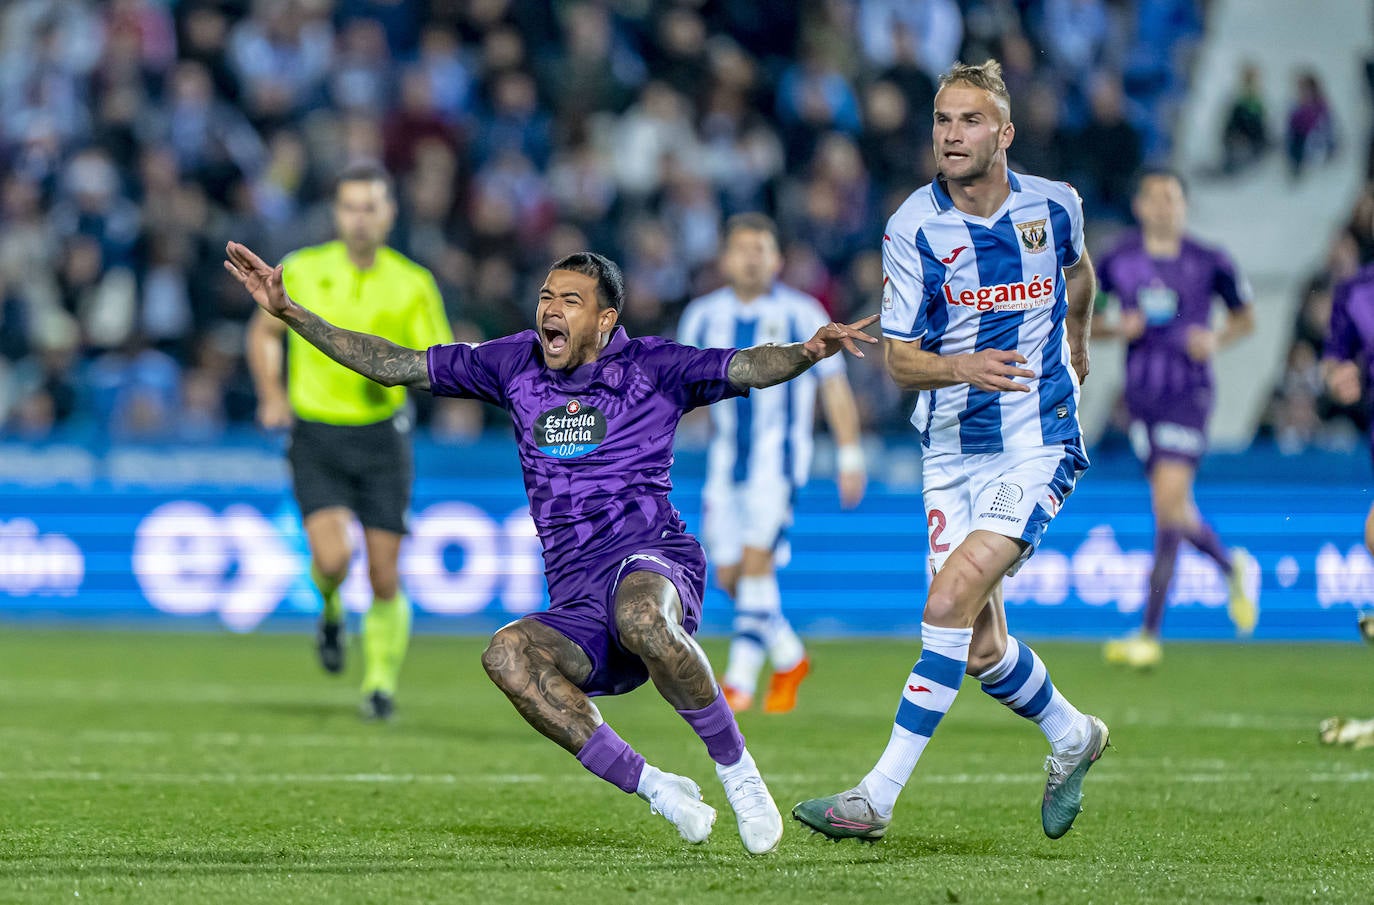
[
  {"left": 679, "top": 213, "right": 867, "bottom": 714},
  {"left": 794, "top": 60, "right": 1109, "bottom": 842}
]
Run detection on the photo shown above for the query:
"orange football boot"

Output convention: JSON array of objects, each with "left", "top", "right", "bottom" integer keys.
[
  {"left": 762, "top": 656, "right": 811, "bottom": 713},
  {"left": 721, "top": 683, "right": 754, "bottom": 712}
]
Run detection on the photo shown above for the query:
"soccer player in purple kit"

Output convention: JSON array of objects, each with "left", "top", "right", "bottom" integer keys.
[
  {"left": 1323, "top": 260, "right": 1374, "bottom": 556},
  {"left": 1318, "top": 260, "right": 1374, "bottom": 748},
  {"left": 223, "top": 240, "right": 878, "bottom": 853},
  {"left": 1097, "top": 169, "right": 1258, "bottom": 669}
]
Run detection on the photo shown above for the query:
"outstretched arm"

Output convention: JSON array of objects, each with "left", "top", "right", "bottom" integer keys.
[
  {"left": 224, "top": 242, "right": 431, "bottom": 390},
  {"left": 727, "top": 314, "right": 879, "bottom": 390}
]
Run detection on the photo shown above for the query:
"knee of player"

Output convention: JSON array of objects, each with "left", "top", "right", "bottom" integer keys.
[
  {"left": 367, "top": 563, "right": 399, "bottom": 599},
  {"left": 614, "top": 591, "right": 673, "bottom": 654},
  {"left": 313, "top": 557, "right": 350, "bottom": 586},
  {"left": 481, "top": 625, "right": 527, "bottom": 685},
  {"left": 923, "top": 582, "right": 971, "bottom": 625}
]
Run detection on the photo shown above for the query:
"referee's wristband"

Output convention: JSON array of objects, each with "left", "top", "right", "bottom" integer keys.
[{"left": 837, "top": 444, "right": 865, "bottom": 473}]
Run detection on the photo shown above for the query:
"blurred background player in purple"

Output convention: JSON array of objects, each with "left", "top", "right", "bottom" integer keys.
[
  {"left": 1318, "top": 258, "right": 1374, "bottom": 749},
  {"left": 225, "top": 238, "right": 877, "bottom": 853},
  {"left": 1323, "top": 259, "right": 1374, "bottom": 556},
  {"left": 679, "top": 213, "right": 867, "bottom": 715},
  {"left": 1097, "top": 169, "right": 1257, "bottom": 668}
]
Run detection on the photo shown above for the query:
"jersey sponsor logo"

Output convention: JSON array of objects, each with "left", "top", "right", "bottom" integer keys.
[
  {"left": 533, "top": 400, "right": 607, "bottom": 458},
  {"left": 940, "top": 245, "right": 969, "bottom": 265},
  {"left": 1139, "top": 284, "right": 1179, "bottom": 325},
  {"left": 942, "top": 275, "right": 1055, "bottom": 312},
  {"left": 990, "top": 482, "right": 1024, "bottom": 517},
  {"left": 1016, "top": 219, "right": 1049, "bottom": 253}
]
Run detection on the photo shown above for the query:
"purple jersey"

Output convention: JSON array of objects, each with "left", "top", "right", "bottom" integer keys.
[
  {"left": 1325, "top": 262, "right": 1374, "bottom": 392},
  {"left": 1099, "top": 232, "right": 1251, "bottom": 422},
  {"left": 426, "top": 327, "right": 742, "bottom": 607}
]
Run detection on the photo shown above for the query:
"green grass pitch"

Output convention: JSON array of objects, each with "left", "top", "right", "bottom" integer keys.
[{"left": 0, "top": 629, "right": 1370, "bottom": 904}]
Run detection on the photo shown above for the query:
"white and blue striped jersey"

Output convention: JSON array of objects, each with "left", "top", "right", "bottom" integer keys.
[
  {"left": 880, "top": 171, "right": 1086, "bottom": 454},
  {"left": 679, "top": 283, "right": 843, "bottom": 487}
]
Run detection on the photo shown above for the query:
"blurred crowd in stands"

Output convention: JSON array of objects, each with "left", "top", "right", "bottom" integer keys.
[
  {"left": 1260, "top": 57, "right": 1368, "bottom": 454},
  {"left": 0, "top": 0, "right": 1205, "bottom": 442}
]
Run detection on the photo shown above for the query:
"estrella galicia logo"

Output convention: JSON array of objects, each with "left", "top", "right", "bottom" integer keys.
[{"left": 534, "top": 399, "right": 606, "bottom": 458}]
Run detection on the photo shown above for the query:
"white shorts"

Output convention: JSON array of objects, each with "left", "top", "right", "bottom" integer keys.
[
  {"left": 921, "top": 439, "right": 1089, "bottom": 576},
  {"left": 701, "top": 477, "right": 794, "bottom": 569}
]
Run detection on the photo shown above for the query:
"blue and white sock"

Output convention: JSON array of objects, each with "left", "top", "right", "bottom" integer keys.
[
  {"left": 723, "top": 576, "right": 777, "bottom": 695},
  {"left": 860, "top": 622, "right": 972, "bottom": 817},
  {"left": 978, "top": 636, "right": 1088, "bottom": 754}
]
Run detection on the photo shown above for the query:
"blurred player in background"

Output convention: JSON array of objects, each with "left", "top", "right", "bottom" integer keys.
[
  {"left": 228, "top": 239, "right": 878, "bottom": 852},
  {"left": 794, "top": 60, "right": 1108, "bottom": 843},
  {"left": 245, "top": 162, "right": 453, "bottom": 720},
  {"left": 678, "top": 213, "right": 867, "bottom": 714},
  {"left": 1096, "top": 169, "right": 1257, "bottom": 669},
  {"left": 1319, "top": 259, "right": 1374, "bottom": 749}
]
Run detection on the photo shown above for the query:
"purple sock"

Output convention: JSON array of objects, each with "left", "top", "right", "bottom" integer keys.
[
  {"left": 575, "top": 723, "right": 645, "bottom": 794},
  {"left": 677, "top": 691, "right": 745, "bottom": 766},
  {"left": 1186, "top": 522, "right": 1233, "bottom": 575},
  {"left": 1143, "top": 527, "right": 1184, "bottom": 636}
]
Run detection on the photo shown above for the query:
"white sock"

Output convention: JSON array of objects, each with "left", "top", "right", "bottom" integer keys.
[
  {"left": 716, "top": 747, "right": 756, "bottom": 780},
  {"left": 766, "top": 615, "right": 805, "bottom": 672},
  {"left": 636, "top": 763, "right": 666, "bottom": 801},
  {"left": 861, "top": 622, "right": 972, "bottom": 818},
  {"left": 726, "top": 575, "right": 782, "bottom": 693},
  {"left": 723, "top": 633, "right": 767, "bottom": 695}
]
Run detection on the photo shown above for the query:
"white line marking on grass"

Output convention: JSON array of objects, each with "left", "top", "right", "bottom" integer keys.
[
  {"left": 0, "top": 726, "right": 441, "bottom": 749},
  {"left": 2, "top": 770, "right": 1371, "bottom": 786}
]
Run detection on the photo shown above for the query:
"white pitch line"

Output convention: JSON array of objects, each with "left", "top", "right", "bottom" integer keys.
[{"left": 0, "top": 769, "right": 1370, "bottom": 786}]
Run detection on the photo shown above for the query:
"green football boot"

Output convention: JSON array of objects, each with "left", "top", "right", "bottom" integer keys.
[
  {"left": 1042, "top": 715, "right": 1110, "bottom": 839},
  {"left": 792, "top": 787, "right": 890, "bottom": 842}
]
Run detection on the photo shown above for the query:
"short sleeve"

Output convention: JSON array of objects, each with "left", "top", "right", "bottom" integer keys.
[
  {"left": 645, "top": 340, "right": 746, "bottom": 410},
  {"left": 1051, "top": 182, "right": 1086, "bottom": 268},
  {"left": 426, "top": 339, "right": 514, "bottom": 405},
  {"left": 1211, "top": 251, "right": 1253, "bottom": 311},
  {"left": 880, "top": 230, "right": 928, "bottom": 341},
  {"left": 1324, "top": 280, "right": 1357, "bottom": 362}
]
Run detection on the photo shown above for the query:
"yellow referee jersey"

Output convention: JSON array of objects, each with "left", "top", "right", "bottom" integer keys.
[{"left": 281, "top": 241, "right": 453, "bottom": 425}]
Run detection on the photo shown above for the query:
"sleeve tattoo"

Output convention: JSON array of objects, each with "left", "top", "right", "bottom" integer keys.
[
  {"left": 727, "top": 343, "right": 816, "bottom": 391},
  {"left": 283, "top": 306, "right": 431, "bottom": 389}
]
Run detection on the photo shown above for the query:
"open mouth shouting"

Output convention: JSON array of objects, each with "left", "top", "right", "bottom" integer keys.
[{"left": 541, "top": 321, "right": 569, "bottom": 357}]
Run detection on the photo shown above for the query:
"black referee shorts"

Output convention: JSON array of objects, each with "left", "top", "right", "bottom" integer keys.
[{"left": 287, "top": 415, "right": 414, "bottom": 535}]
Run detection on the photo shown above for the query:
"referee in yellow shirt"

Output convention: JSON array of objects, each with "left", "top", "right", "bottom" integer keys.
[{"left": 246, "top": 161, "right": 453, "bottom": 720}]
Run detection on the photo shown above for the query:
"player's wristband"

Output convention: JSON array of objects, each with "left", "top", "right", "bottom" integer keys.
[{"left": 837, "top": 444, "right": 865, "bottom": 473}]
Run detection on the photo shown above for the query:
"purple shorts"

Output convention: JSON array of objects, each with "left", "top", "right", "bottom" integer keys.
[
  {"left": 1127, "top": 390, "right": 1210, "bottom": 471},
  {"left": 527, "top": 534, "right": 706, "bottom": 697},
  {"left": 1128, "top": 415, "right": 1208, "bottom": 470}
]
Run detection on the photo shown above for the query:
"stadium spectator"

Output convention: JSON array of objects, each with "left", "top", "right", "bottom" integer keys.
[
  {"left": 1285, "top": 70, "right": 1338, "bottom": 180},
  {"left": 0, "top": 0, "right": 1210, "bottom": 443},
  {"left": 1220, "top": 62, "right": 1270, "bottom": 176}
]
